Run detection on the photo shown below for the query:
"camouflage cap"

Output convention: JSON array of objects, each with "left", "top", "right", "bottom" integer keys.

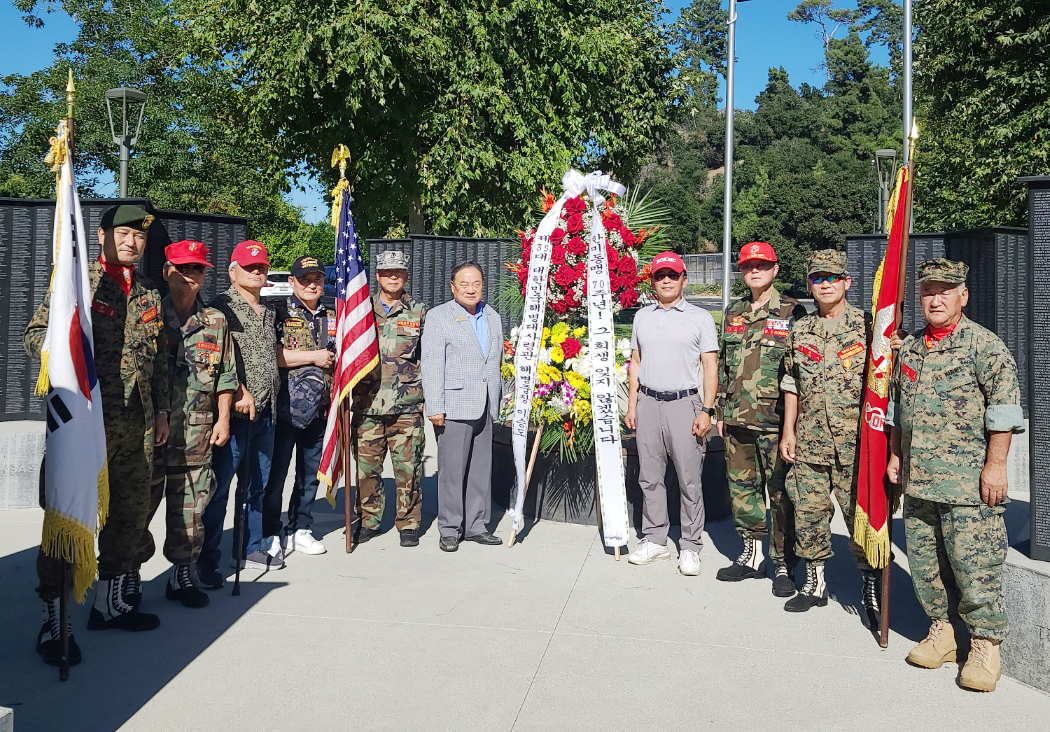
[
  {"left": 807, "top": 249, "right": 848, "bottom": 277},
  {"left": 376, "top": 250, "right": 409, "bottom": 271},
  {"left": 917, "top": 258, "right": 968, "bottom": 285},
  {"left": 100, "top": 204, "right": 153, "bottom": 231}
]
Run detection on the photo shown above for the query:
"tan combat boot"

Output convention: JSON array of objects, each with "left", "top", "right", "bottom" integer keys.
[
  {"left": 906, "top": 619, "right": 958, "bottom": 669},
  {"left": 960, "top": 638, "right": 1002, "bottom": 692}
]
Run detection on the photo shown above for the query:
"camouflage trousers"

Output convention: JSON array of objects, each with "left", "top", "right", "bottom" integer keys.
[
  {"left": 904, "top": 495, "right": 1009, "bottom": 641},
  {"left": 724, "top": 426, "right": 795, "bottom": 563},
  {"left": 135, "top": 453, "right": 215, "bottom": 566},
  {"left": 786, "top": 460, "right": 871, "bottom": 570},
  {"left": 36, "top": 401, "right": 154, "bottom": 598},
  {"left": 355, "top": 412, "right": 424, "bottom": 531}
]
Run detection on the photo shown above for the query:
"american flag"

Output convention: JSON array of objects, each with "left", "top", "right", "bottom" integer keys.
[{"left": 318, "top": 193, "right": 379, "bottom": 494}]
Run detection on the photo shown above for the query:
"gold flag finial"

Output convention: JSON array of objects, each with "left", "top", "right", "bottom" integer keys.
[
  {"left": 65, "top": 69, "right": 75, "bottom": 121},
  {"left": 330, "top": 144, "right": 352, "bottom": 227}
]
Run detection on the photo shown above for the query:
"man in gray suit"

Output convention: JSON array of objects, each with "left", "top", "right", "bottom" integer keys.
[{"left": 422, "top": 262, "right": 505, "bottom": 552}]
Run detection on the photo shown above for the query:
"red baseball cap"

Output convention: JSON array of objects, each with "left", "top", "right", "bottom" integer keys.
[
  {"left": 231, "top": 240, "right": 270, "bottom": 268},
  {"left": 165, "top": 240, "right": 213, "bottom": 267},
  {"left": 739, "top": 241, "right": 777, "bottom": 265},
  {"left": 650, "top": 251, "right": 685, "bottom": 274}
]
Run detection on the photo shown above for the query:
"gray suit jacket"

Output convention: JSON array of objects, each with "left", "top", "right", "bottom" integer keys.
[{"left": 422, "top": 300, "right": 503, "bottom": 422}]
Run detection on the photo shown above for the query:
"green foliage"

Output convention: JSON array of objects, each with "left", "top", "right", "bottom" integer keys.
[
  {"left": 914, "top": 0, "right": 1050, "bottom": 230},
  {"left": 0, "top": 0, "right": 313, "bottom": 249},
  {"left": 669, "top": 0, "right": 727, "bottom": 110},
  {"left": 176, "top": 0, "right": 674, "bottom": 240}
]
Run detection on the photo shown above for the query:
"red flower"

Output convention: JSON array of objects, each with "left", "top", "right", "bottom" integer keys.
[
  {"left": 603, "top": 213, "right": 623, "bottom": 230},
  {"left": 619, "top": 227, "right": 637, "bottom": 248},
  {"left": 554, "top": 264, "right": 578, "bottom": 287},
  {"left": 606, "top": 244, "right": 620, "bottom": 269},
  {"left": 562, "top": 337, "right": 582, "bottom": 359},
  {"left": 541, "top": 190, "right": 556, "bottom": 213},
  {"left": 564, "top": 290, "right": 581, "bottom": 308},
  {"left": 551, "top": 227, "right": 567, "bottom": 247},
  {"left": 565, "top": 196, "right": 587, "bottom": 214},
  {"left": 573, "top": 261, "right": 587, "bottom": 278},
  {"left": 617, "top": 255, "right": 637, "bottom": 277},
  {"left": 551, "top": 245, "right": 566, "bottom": 265},
  {"left": 566, "top": 236, "right": 587, "bottom": 257},
  {"left": 567, "top": 212, "right": 585, "bottom": 234},
  {"left": 522, "top": 244, "right": 532, "bottom": 262},
  {"left": 619, "top": 288, "right": 639, "bottom": 309},
  {"left": 550, "top": 298, "right": 569, "bottom": 314}
]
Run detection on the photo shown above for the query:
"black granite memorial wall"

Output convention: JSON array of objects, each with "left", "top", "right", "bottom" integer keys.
[
  {"left": 0, "top": 197, "right": 248, "bottom": 422},
  {"left": 368, "top": 235, "right": 518, "bottom": 334},
  {"left": 1021, "top": 176, "right": 1050, "bottom": 562}
]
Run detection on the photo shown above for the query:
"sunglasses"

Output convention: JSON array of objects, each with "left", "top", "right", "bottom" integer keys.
[
  {"left": 652, "top": 269, "right": 683, "bottom": 281},
  {"left": 809, "top": 274, "right": 845, "bottom": 285},
  {"left": 174, "top": 263, "right": 207, "bottom": 276}
]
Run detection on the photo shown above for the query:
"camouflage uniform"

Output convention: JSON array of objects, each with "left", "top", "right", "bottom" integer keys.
[
  {"left": 25, "top": 258, "right": 168, "bottom": 596},
  {"left": 717, "top": 287, "right": 807, "bottom": 562},
  {"left": 782, "top": 299, "right": 872, "bottom": 570},
  {"left": 353, "top": 293, "right": 428, "bottom": 531},
  {"left": 135, "top": 297, "right": 238, "bottom": 566},
  {"left": 888, "top": 308, "right": 1023, "bottom": 642}
]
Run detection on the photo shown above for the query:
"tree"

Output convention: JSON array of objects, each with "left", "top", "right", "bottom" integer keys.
[
  {"left": 914, "top": 0, "right": 1050, "bottom": 230},
  {"left": 176, "top": 0, "right": 674, "bottom": 239},
  {"left": 788, "top": 0, "right": 860, "bottom": 78},
  {"left": 669, "top": 0, "right": 728, "bottom": 111},
  {"left": 1, "top": 0, "right": 318, "bottom": 249}
]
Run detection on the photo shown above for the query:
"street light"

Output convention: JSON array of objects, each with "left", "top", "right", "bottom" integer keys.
[
  {"left": 721, "top": 0, "right": 750, "bottom": 315},
  {"left": 104, "top": 87, "right": 147, "bottom": 198},
  {"left": 875, "top": 148, "right": 898, "bottom": 234}
]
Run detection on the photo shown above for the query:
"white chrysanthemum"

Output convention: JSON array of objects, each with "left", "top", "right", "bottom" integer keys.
[
  {"left": 510, "top": 326, "right": 520, "bottom": 344},
  {"left": 615, "top": 362, "right": 628, "bottom": 385},
  {"left": 575, "top": 354, "right": 592, "bottom": 379},
  {"left": 539, "top": 347, "right": 551, "bottom": 364}
]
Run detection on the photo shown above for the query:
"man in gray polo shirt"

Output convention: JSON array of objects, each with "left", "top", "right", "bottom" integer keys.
[{"left": 625, "top": 251, "right": 719, "bottom": 575}]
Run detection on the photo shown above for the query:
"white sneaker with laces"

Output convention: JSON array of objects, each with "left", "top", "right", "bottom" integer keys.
[
  {"left": 679, "top": 549, "right": 701, "bottom": 576},
  {"left": 291, "top": 529, "right": 327, "bottom": 555},
  {"left": 627, "top": 538, "right": 671, "bottom": 565}
]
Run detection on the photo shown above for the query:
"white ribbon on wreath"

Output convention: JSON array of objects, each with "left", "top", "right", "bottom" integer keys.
[{"left": 509, "top": 170, "right": 630, "bottom": 549}]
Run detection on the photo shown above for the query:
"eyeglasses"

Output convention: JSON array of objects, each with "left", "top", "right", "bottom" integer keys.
[
  {"left": 809, "top": 274, "right": 845, "bottom": 285},
  {"left": 174, "top": 264, "right": 206, "bottom": 276},
  {"left": 652, "top": 269, "right": 683, "bottom": 281}
]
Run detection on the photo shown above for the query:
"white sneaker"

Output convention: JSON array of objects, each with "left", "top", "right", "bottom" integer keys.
[
  {"left": 290, "top": 529, "right": 327, "bottom": 555},
  {"left": 627, "top": 538, "right": 671, "bottom": 565},
  {"left": 679, "top": 549, "right": 701, "bottom": 576},
  {"left": 263, "top": 535, "right": 285, "bottom": 562}
]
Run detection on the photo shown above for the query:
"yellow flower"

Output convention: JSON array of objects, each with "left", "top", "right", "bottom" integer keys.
[
  {"left": 566, "top": 371, "right": 585, "bottom": 389},
  {"left": 541, "top": 327, "right": 550, "bottom": 347},
  {"left": 501, "top": 362, "right": 515, "bottom": 381},
  {"left": 550, "top": 346, "right": 565, "bottom": 363},
  {"left": 572, "top": 326, "right": 586, "bottom": 338},
  {"left": 551, "top": 322, "right": 570, "bottom": 345}
]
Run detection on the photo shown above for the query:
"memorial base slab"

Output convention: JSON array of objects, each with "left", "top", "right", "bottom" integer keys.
[{"left": 0, "top": 421, "right": 42, "bottom": 509}]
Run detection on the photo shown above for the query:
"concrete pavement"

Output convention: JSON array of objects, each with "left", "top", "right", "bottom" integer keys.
[{"left": 1, "top": 487, "right": 1048, "bottom": 732}]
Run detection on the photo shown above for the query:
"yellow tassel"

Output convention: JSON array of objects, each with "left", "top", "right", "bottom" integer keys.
[
  {"left": 40, "top": 511, "right": 98, "bottom": 603},
  {"left": 853, "top": 506, "right": 891, "bottom": 569},
  {"left": 34, "top": 350, "right": 50, "bottom": 395},
  {"left": 97, "top": 459, "right": 110, "bottom": 530},
  {"left": 330, "top": 179, "right": 349, "bottom": 228}
]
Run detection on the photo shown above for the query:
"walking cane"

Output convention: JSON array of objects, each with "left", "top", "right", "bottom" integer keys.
[
  {"left": 58, "top": 561, "right": 70, "bottom": 681},
  {"left": 232, "top": 426, "right": 253, "bottom": 596}
]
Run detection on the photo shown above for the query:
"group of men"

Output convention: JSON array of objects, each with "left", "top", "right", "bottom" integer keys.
[
  {"left": 25, "top": 207, "right": 1022, "bottom": 693},
  {"left": 625, "top": 244, "right": 1021, "bottom": 693}
]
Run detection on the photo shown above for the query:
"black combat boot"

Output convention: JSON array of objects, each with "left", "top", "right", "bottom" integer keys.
[
  {"left": 88, "top": 575, "right": 161, "bottom": 631},
  {"left": 861, "top": 569, "right": 882, "bottom": 628},
  {"left": 716, "top": 537, "right": 766, "bottom": 581},
  {"left": 166, "top": 564, "right": 210, "bottom": 608},
  {"left": 784, "top": 561, "right": 828, "bottom": 612},
  {"left": 771, "top": 561, "right": 796, "bottom": 597},
  {"left": 36, "top": 597, "right": 82, "bottom": 667},
  {"left": 123, "top": 567, "right": 142, "bottom": 608}
]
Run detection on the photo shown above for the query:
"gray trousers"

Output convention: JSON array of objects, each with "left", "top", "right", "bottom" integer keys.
[
  {"left": 637, "top": 391, "right": 707, "bottom": 551},
  {"left": 436, "top": 409, "right": 493, "bottom": 538}
]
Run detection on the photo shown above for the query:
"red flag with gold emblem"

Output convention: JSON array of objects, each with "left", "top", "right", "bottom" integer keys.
[{"left": 854, "top": 163, "right": 912, "bottom": 568}]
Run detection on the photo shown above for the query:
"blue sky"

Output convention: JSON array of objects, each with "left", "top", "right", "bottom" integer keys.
[{"left": 1, "top": 1, "right": 884, "bottom": 221}]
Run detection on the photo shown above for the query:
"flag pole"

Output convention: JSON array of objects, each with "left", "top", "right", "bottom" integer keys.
[
  {"left": 880, "top": 122, "right": 919, "bottom": 648},
  {"left": 56, "top": 68, "right": 76, "bottom": 683},
  {"left": 342, "top": 405, "right": 355, "bottom": 553},
  {"left": 508, "top": 424, "right": 544, "bottom": 548}
]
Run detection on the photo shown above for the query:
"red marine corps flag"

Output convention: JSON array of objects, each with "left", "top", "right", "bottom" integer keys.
[{"left": 854, "top": 129, "right": 916, "bottom": 595}]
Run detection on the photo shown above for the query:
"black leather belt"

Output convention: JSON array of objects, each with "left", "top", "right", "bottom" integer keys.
[{"left": 639, "top": 385, "right": 698, "bottom": 401}]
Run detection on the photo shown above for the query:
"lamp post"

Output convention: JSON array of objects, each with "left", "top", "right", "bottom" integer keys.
[
  {"left": 721, "top": 0, "right": 750, "bottom": 315},
  {"left": 104, "top": 87, "right": 147, "bottom": 198},
  {"left": 875, "top": 148, "right": 898, "bottom": 234}
]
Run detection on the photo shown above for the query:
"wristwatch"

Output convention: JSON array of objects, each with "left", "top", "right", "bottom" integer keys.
[{"left": 701, "top": 406, "right": 714, "bottom": 416}]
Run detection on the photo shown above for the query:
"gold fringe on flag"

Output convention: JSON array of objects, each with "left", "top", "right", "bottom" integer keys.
[{"left": 853, "top": 506, "right": 890, "bottom": 569}]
